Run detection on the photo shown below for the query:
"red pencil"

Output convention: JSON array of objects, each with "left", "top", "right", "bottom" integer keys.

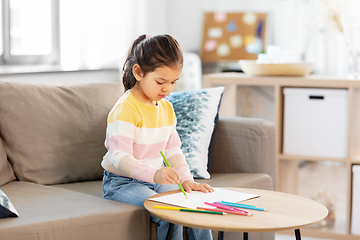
[
  {"left": 197, "top": 207, "right": 253, "bottom": 216},
  {"left": 204, "top": 202, "right": 249, "bottom": 214}
]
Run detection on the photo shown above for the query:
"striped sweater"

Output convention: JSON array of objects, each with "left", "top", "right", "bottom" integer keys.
[{"left": 101, "top": 91, "right": 194, "bottom": 184}]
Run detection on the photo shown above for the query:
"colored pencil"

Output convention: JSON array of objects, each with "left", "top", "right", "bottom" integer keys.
[
  {"left": 219, "top": 201, "right": 269, "bottom": 212},
  {"left": 160, "top": 151, "right": 188, "bottom": 199},
  {"left": 204, "top": 202, "right": 249, "bottom": 214},
  {"left": 154, "top": 206, "right": 227, "bottom": 215},
  {"left": 197, "top": 207, "right": 252, "bottom": 216}
]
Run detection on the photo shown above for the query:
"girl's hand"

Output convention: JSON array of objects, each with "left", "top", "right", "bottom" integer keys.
[
  {"left": 154, "top": 167, "right": 181, "bottom": 185},
  {"left": 182, "top": 180, "right": 214, "bottom": 193}
]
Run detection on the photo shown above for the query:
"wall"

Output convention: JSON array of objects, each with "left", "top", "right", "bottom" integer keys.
[
  {"left": 60, "top": 0, "right": 134, "bottom": 70},
  {"left": 1, "top": 0, "right": 356, "bottom": 85},
  {"left": 135, "top": 0, "right": 352, "bottom": 76},
  {"left": 167, "top": 0, "right": 351, "bottom": 76}
]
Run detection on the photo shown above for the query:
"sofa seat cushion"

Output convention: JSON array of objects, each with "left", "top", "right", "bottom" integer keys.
[
  {"left": 54, "top": 180, "right": 104, "bottom": 198},
  {"left": 196, "top": 173, "right": 273, "bottom": 190},
  {"left": 0, "top": 181, "right": 150, "bottom": 240},
  {"left": 53, "top": 173, "right": 273, "bottom": 200}
]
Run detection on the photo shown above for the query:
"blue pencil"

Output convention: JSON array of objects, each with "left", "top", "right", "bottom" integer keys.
[{"left": 219, "top": 201, "right": 269, "bottom": 212}]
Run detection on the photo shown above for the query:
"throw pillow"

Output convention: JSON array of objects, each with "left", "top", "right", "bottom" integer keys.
[
  {"left": 166, "top": 87, "right": 224, "bottom": 179},
  {"left": 0, "top": 82, "right": 123, "bottom": 185},
  {"left": 0, "top": 189, "right": 19, "bottom": 218}
]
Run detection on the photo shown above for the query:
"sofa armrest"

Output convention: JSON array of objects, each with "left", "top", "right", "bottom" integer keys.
[{"left": 208, "top": 117, "right": 276, "bottom": 189}]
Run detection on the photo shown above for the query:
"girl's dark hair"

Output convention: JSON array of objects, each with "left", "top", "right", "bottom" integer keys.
[{"left": 122, "top": 34, "right": 183, "bottom": 91}]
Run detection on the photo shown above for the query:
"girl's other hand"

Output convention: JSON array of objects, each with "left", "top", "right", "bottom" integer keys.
[
  {"left": 154, "top": 167, "right": 181, "bottom": 185},
  {"left": 182, "top": 181, "right": 214, "bottom": 193}
]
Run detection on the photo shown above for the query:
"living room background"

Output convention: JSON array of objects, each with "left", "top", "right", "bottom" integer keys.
[{"left": 1, "top": 0, "right": 357, "bottom": 78}]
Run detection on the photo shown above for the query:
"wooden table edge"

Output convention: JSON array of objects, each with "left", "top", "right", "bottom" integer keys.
[{"left": 144, "top": 188, "right": 329, "bottom": 233}]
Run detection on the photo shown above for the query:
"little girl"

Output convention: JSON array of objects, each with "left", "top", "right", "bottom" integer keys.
[{"left": 102, "top": 34, "right": 214, "bottom": 240}]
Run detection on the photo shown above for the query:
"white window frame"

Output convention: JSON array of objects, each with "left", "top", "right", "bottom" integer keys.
[{"left": 1, "top": 0, "right": 60, "bottom": 65}]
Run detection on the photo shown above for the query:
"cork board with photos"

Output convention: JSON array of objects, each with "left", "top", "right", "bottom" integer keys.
[{"left": 200, "top": 12, "right": 267, "bottom": 63}]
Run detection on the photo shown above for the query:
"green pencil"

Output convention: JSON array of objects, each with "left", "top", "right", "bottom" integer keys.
[
  {"left": 181, "top": 208, "right": 226, "bottom": 215},
  {"left": 160, "top": 151, "right": 188, "bottom": 199},
  {"left": 154, "top": 205, "right": 226, "bottom": 215}
]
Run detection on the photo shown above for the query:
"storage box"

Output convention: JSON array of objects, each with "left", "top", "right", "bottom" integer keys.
[
  {"left": 352, "top": 165, "right": 360, "bottom": 235},
  {"left": 283, "top": 88, "right": 348, "bottom": 158}
]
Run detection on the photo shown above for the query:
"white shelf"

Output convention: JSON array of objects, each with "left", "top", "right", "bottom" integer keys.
[{"left": 203, "top": 73, "right": 360, "bottom": 240}]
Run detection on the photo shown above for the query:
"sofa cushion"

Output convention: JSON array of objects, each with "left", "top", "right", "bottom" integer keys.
[
  {"left": 0, "top": 82, "right": 123, "bottom": 185},
  {"left": 54, "top": 180, "right": 104, "bottom": 198},
  {"left": 196, "top": 173, "right": 273, "bottom": 190},
  {"left": 0, "top": 139, "right": 16, "bottom": 186},
  {"left": 53, "top": 172, "right": 273, "bottom": 199},
  {"left": 0, "top": 181, "right": 150, "bottom": 240}
]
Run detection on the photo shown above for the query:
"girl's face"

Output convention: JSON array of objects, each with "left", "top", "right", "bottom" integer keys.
[{"left": 131, "top": 64, "right": 182, "bottom": 106}]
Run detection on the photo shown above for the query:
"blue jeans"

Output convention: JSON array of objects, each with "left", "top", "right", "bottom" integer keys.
[{"left": 103, "top": 171, "right": 213, "bottom": 240}]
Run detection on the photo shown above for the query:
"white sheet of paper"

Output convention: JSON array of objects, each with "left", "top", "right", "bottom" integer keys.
[{"left": 149, "top": 188, "right": 259, "bottom": 209}]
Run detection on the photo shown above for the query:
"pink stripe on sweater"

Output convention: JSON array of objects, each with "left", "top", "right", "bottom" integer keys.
[
  {"left": 106, "top": 134, "right": 134, "bottom": 154},
  {"left": 174, "top": 164, "right": 194, "bottom": 184},
  {"left": 133, "top": 141, "right": 167, "bottom": 160},
  {"left": 166, "top": 133, "right": 181, "bottom": 150},
  {"left": 131, "top": 162, "right": 157, "bottom": 183},
  {"left": 106, "top": 133, "right": 181, "bottom": 160}
]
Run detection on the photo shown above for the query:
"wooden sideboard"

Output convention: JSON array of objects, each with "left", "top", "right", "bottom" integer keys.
[{"left": 203, "top": 73, "right": 360, "bottom": 240}]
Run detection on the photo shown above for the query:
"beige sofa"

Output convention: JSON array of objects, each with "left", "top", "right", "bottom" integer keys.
[{"left": 0, "top": 81, "right": 276, "bottom": 240}]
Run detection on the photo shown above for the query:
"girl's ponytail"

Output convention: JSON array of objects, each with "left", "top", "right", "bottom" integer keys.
[
  {"left": 122, "top": 35, "right": 146, "bottom": 92},
  {"left": 122, "top": 34, "right": 183, "bottom": 92}
]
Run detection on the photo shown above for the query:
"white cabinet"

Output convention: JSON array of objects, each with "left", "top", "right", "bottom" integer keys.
[{"left": 283, "top": 88, "right": 349, "bottom": 158}]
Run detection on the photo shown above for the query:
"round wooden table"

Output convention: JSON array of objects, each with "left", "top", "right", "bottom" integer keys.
[{"left": 144, "top": 187, "right": 328, "bottom": 240}]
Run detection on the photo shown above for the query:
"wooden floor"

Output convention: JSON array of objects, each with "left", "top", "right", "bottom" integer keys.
[
  {"left": 275, "top": 234, "right": 332, "bottom": 240},
  {"left": 275, "top": 161, "right": 347, "bottom": 240}
]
